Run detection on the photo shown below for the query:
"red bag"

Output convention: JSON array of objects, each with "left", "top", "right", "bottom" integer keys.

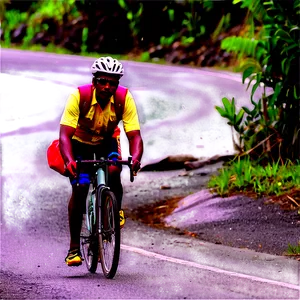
[{"left": 47, "top": 139, "right": 68, "bottom": 176}]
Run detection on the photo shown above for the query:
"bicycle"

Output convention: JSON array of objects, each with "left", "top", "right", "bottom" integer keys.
[{"left": 79, "top": 153, "right": 134, "bottom": 279}]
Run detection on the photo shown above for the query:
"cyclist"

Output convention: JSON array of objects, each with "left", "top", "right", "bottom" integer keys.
[{"left": 59, "top": 56, "right": 143, "bottom": 266}]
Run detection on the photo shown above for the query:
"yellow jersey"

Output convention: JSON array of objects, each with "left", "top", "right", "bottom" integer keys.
[{"left": 60, "top": 88, "right": 140, "bottom": 145}]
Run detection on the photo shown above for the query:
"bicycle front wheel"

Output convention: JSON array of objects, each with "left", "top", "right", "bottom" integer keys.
[
  {"left": 81, "top": 187, "right": 99, "bottom": 273},
  {"left": 98, "top": 189, "right": 120, "bottom": 279}
]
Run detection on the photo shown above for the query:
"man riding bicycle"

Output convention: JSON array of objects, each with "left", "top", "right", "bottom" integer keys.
[{"left": 59, "top": 56, "right": 143, "bottom": 266}]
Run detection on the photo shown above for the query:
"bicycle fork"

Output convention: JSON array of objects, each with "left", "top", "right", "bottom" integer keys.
[{"left": 96, "top": 164, "right": 111, "bottom": 235}]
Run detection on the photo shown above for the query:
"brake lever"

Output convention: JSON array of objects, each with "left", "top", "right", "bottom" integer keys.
[{"left": 128, "top": 156, "right": 134, "bottom": 182}]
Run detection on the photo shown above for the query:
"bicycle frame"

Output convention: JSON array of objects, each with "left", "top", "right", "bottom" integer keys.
[
  {"left": 79, "top": 155, "right": 134, "bottom": 277},
  {"left": 82, "top": 156, "right": 133, "bottom": 233}
]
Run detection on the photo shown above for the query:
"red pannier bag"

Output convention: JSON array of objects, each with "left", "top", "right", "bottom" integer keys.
[
  {"left": 46, "top": 126, "right": 121, "bottom": 176},
  {"left": 47, "top": 139, "right": 68, "bottom": 176}
]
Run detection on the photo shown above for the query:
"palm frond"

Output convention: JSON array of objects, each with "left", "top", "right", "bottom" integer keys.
[{"left": 221, "top": 36, "right": 267, "bottom": 62}]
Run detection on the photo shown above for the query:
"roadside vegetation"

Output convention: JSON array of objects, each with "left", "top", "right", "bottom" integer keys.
[
  {"left": 208, "top": 158, "right": 300, "bottom": 210},
  {"left": 285, "top": 242, "right": 300, "bottom": 257},
  {"left": 209, "top": 0, "right": 299, "bottom": 202},
  {"left": 1, "top": 0, "right": 245, "bottom": 67},
  {"left": 208, "top": 0, "right": 300, "bottom": 257}
]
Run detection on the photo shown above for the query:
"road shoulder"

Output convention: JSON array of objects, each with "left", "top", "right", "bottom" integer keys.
[{"left": 123, "top": 164, "right": 300, "bottom": 257}]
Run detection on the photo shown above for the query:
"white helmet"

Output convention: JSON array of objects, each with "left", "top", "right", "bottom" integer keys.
[{"left": 91, "top": 56, "right": 124, "bottom": 77}]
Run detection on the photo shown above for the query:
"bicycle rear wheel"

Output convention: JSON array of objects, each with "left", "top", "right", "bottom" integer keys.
[
  {"left": 98, "top": 189, "right": 120, "bottom": 279},
  {"left": 81, "top": 187, "right": 99, "bottom": 273}
]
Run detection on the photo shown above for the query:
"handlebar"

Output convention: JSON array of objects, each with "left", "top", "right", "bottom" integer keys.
[{"left": 76, "top": 156, "right": 134, "bottom": 182}]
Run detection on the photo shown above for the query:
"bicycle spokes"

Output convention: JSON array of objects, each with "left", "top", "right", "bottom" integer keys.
[{"left": 99, "top": 190, "right": 120, "bottom": 279}]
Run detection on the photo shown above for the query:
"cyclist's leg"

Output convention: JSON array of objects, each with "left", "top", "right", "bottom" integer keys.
[
  {"left": 107, "top": 165, "right": 123, "bottom": 210},
  {"left": 107, "top": 165, "right": 126, "bottom": 228},
  {"left": 68, "top": 182, "right": 89, "bottom": 250},
  {"left": 96, "top": 136, "right": 125, "bottom": 227},
  {"left": 65, "top": 181, "right": 89, "bottom": 266},
  {"left": 68, "top": 140, "right": 92, "bottom": 250},
  {"left": 107, "top": 134, "right": 123, "bottom": 210}
]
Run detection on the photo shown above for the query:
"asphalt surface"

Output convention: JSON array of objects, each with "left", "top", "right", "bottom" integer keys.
[
  {"left": 0, "top": 48, "right": 256, "bottom": 166},
  {"left": 2, "top": 158, "right": 298, "bottom": 299}
]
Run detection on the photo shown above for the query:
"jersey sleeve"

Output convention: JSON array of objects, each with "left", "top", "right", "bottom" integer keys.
[
  {"left": 122, "top": 90, "right": 141, "bottom": 133},
  {"left": 60, "top": 89, "right": 80, "bottom": 128}
]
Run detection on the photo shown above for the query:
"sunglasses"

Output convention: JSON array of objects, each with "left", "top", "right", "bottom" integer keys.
[{"left": 95, "top": 77, "right": 119, "bottom": 87}]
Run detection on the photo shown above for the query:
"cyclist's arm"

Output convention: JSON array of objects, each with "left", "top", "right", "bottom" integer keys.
[
  {"left": 59, "top": 90, "right": 80, "bottom": 174},
  {"left": 121, "top": 91, "right": 143, "bottom": 172},
  {"left": 126, "top": 130, "right": 143, "bottom": 172},
  {"left": 59, "top": 124, "right": 76, "bottom": 167}
]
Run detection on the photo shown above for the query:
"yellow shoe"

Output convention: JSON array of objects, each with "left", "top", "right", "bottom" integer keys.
[
  {"left": 119, "top": 210, "right": 126, "bottom": 229},
  {"left": 65, "top": 249, "right": 83, "bottom": 267}
]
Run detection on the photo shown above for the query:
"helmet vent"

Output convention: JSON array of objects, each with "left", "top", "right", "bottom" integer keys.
[{"left": 101, "top": 62, "right": 107, "bottom": 70}]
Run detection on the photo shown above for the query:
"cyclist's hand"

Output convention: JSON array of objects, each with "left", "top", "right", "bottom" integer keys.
[
  {"left": 66, "top": 160, "right": 77, "bottom": 177},
  {"left": 132, "top": 159, "right": 141, "bottom": 176}
]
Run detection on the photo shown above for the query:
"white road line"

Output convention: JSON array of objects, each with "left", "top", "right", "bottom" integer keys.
[{"left": 121, "top": 244, "right": 300, "bottom": 291}]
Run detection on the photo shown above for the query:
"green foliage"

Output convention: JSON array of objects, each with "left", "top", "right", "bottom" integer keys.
[
  {"left": 160, "top": 33, "right": 180, "bottom": 47},
  {"left": 285, "top": 242, "right": 300, "bottom": 256},
  {"left": 182, "top": 11, "right": 206, "bottom": 39},
  {"left": 181, "top": 36, "right": 195, "bottom": 46},
  {"left": 29, "top": 0, "right": 79, "bottom": 22},
  {"left": 203, "top": 0, "right": 214, "bottom": 11},
  {"left": 81, "top": 27, "right": 88, "bottom": 53},
  {"left": 181, "top": 0, "right": 214, "bottom": 44},
  {"left": 118, "top": 0, "right": 143, "bottom": 41},
  {"left": 2, "top": 0, "right": 235, "bottom": 56},
  {"left": 212, "top": 13, "right": 231, "bottom": 42},
  {"left": 2, "top": 0, "right": 80, "bottom": 47},
  {"left": 221, "top": 37, "right": 267, "bottom": 61},
  {"left": 43, "top": 44, "right": 72, "bottom": 55},
  {"left": 22, "top": 26, "right": 36, "bottom": 48},
  {"left": 208, "top": 158, "right": 300, "bottom": 199},
  {"left": 140, "top": 51, "right": 150, "bottom": 62},
  {"left": 3, "top": 9, "right": 27, "bottom": 28},
  {"left": 167, "top": 8, "right": 175, "bottom": 22},
  {"left": 215, "top": 97, "right": 245, "bottom": 133},
  {"left": 209, "top": 168, "right": 231, "bottom": 195},
  {"left": 159, "top": 0, "right": 216, "bottom": 48},
  {"left": 233, "top": 0, "right": 269, "bottom": 22},
  {"left": 2, "top": 9, "right": 27, "bottom": 46},
  {"left": 218, "top": 0, "right": 300, "bottom": 162},
  {"left": 215, "top": 97, "right": 246, "bottom": 151}
]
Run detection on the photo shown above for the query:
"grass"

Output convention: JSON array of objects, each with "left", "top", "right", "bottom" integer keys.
[
  {"left": 208, "top": 157, "right": 300, "bottom": 211},
  {"left": 284, "top": 243, "right": 300, "bottom": 260}
]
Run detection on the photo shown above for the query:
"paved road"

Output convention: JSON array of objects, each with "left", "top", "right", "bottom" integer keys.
[
  {"left": 1, "top": 48, "right": 255, "bottom": 164},
  {"left": 1, "top": 49, "right": 299, "bottom": 299}
]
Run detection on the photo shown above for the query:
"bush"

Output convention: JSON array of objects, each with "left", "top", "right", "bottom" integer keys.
[{"left": 217, "top": 0, "right": 300, "bottom": 163}]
